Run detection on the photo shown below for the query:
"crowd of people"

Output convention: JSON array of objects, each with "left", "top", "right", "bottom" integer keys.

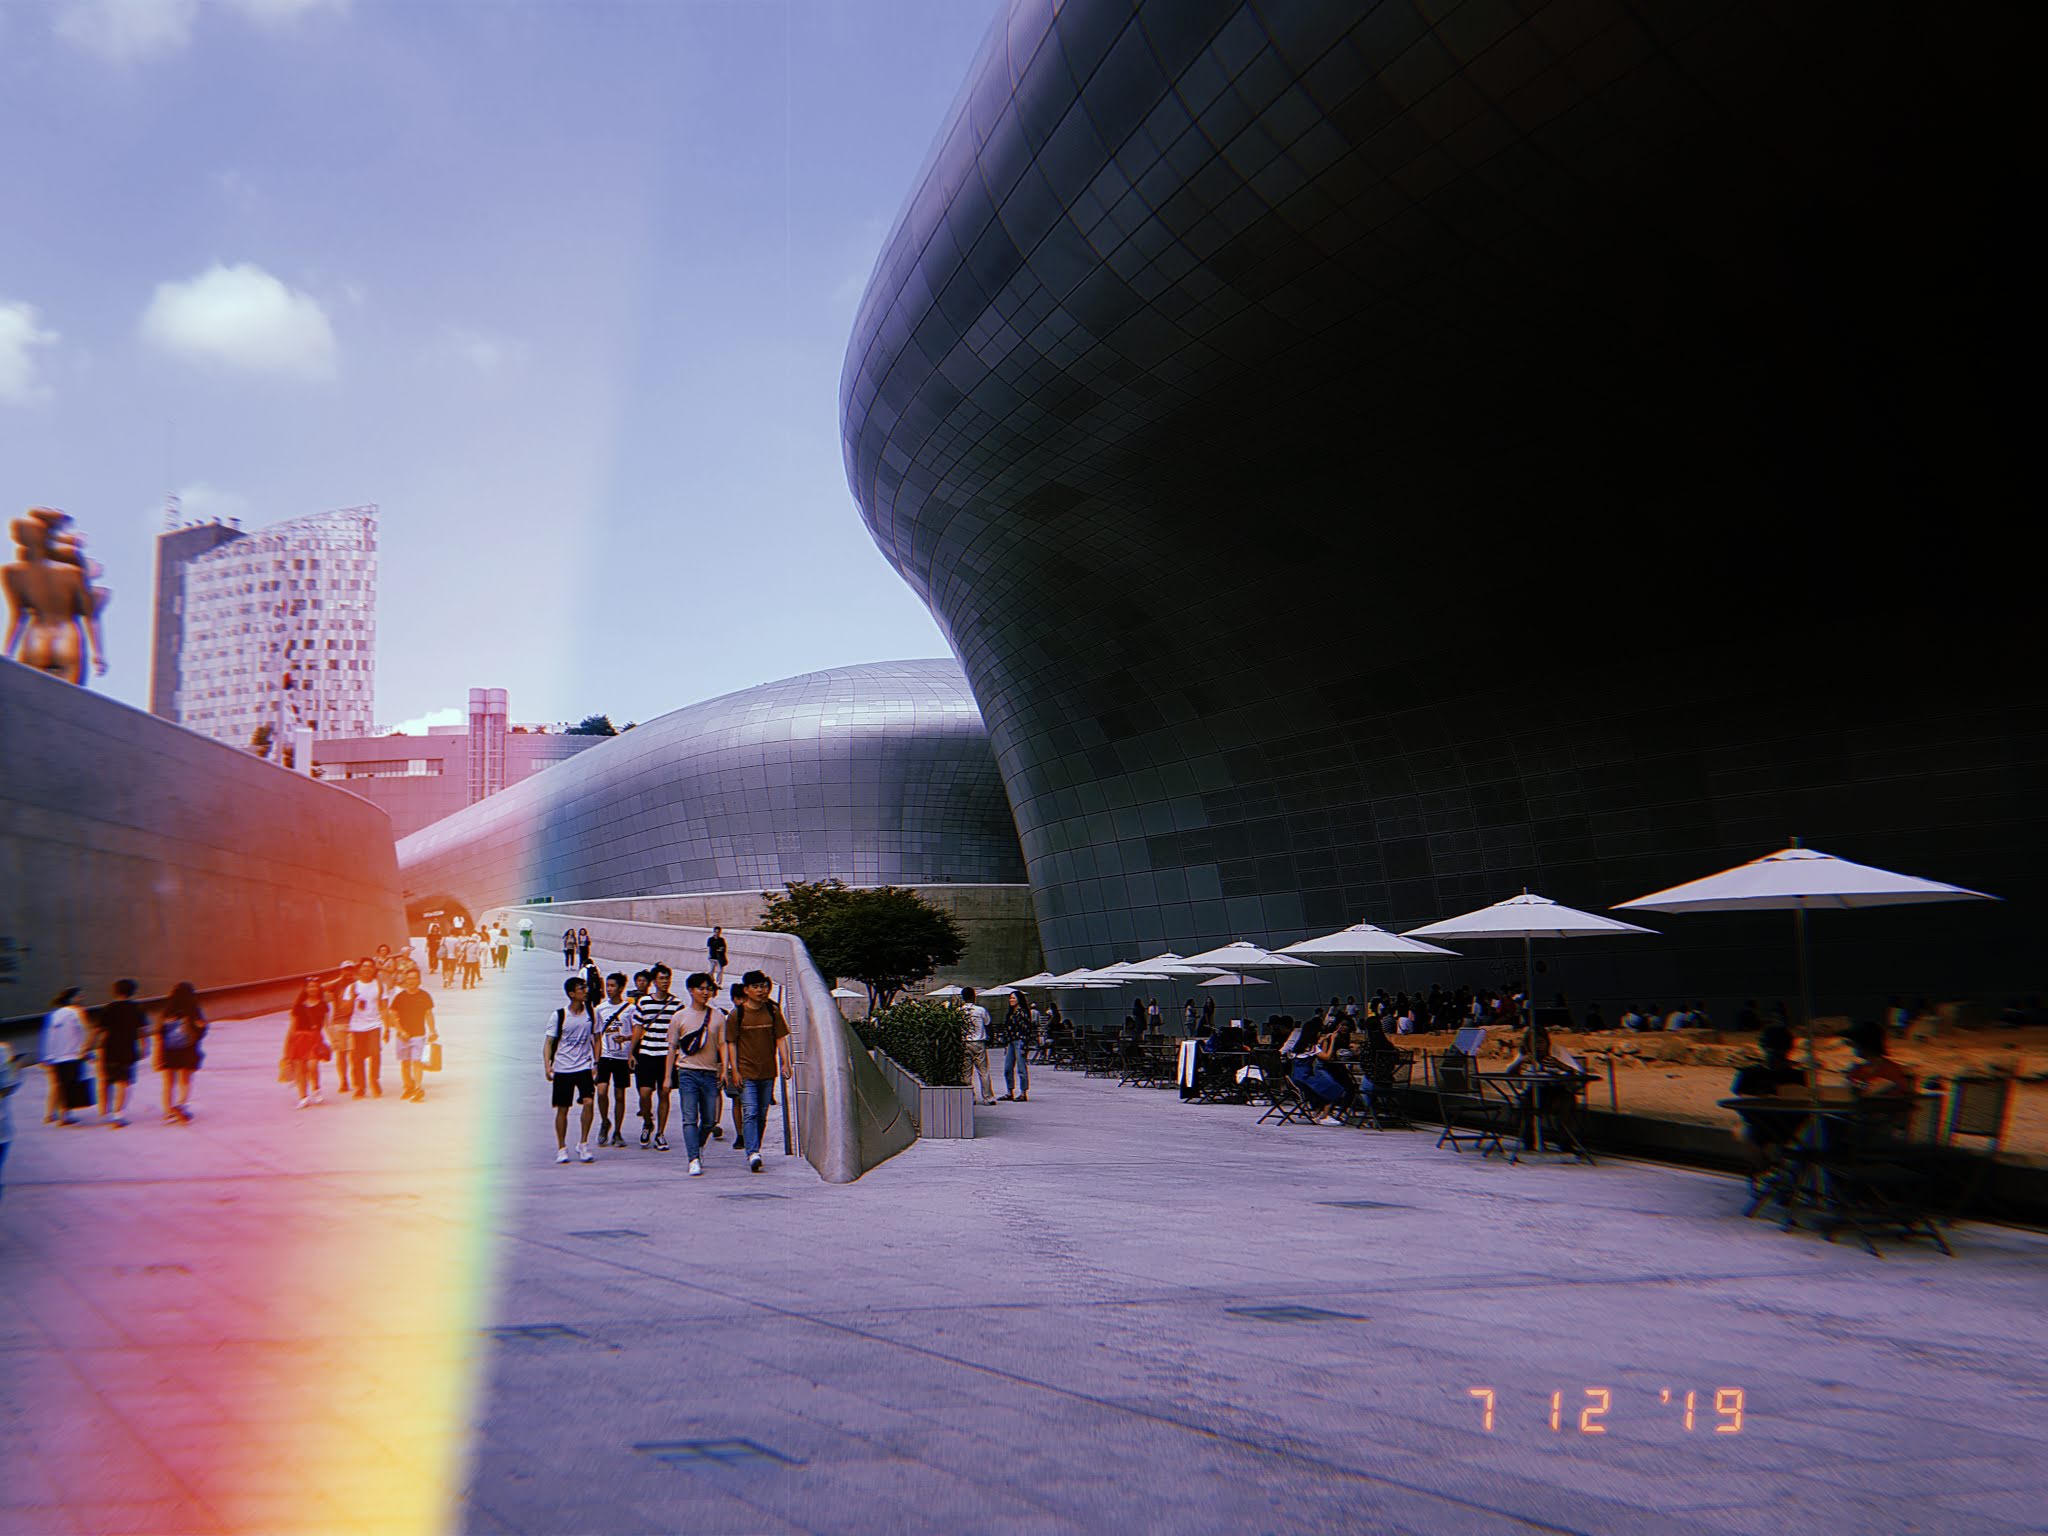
[
  {"left": 541, "top": 960, "right": 790, "bottom": 1175},
  {"left": 10, "top": 977, "right": 214, "bottom": 1136}
]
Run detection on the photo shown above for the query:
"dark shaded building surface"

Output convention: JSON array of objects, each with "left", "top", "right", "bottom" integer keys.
[
  {"left": 398, "top": 660, "right": 1028, "bottom": 917},
  {"left": 842, "top": 0, "right": 2042, "bottom": 1011}
]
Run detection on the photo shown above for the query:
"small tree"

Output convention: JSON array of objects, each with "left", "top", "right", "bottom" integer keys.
[
  {"left": 758, "top": 878, "right": 853, "bottom": 936},
  {"left": 757, "top": 880, "right": 965, "bottom": 1008},
  {"left": 568, "top": 714, "right": 618, "bottom": 736}
]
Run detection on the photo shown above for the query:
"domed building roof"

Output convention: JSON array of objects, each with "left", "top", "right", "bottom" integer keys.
[{"left": 397, "top": 658, "right": 1025, "bottom": 912}]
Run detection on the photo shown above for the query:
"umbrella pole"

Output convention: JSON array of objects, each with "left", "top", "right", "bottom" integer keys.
[
  {"left": 1796, "top": 905, "right": 1816, "bottom": 1092},
  {"left": 1524, "top": 935, "right": 1536, "bottom": 1058}
]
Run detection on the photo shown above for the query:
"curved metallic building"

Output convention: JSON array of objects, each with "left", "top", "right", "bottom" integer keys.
[
  {"left": 397, "top": 660, "right": 1027, "bottom": 915},
  {"left": 843, "top": 0, "right": 2041, "bottom": 1006}
]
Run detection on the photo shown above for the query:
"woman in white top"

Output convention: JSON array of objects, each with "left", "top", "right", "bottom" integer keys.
[{"left": 39, "top": 988, "right": 90, "bottom": 1126}]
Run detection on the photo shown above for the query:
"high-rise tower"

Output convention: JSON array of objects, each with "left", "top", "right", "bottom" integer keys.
[{"left": 153, "top": 506, "right": 378, "bottom": 752}]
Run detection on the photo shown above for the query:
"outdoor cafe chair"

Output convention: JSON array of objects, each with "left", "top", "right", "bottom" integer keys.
[
  {"left": 1430, "top": 1050, "right": 1512, "bottom": 1158},
  {"left": 1249, "top": 1050, "right": 1318, "bottom": 1126},
  {"left": 1351, "top": 1046, "right": 1416, "bottom": 1130},
  {"left": 1936, "top": 1074, "right": 2015, "bottom": 1222}
]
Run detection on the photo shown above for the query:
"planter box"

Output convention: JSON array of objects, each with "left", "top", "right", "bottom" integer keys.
[{"left": 871, "top": 1049, "right": 975, "bottom": 1139}]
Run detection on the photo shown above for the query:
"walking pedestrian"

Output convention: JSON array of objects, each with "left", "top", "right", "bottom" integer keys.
[
  {"left": 576, "top": 928, "right": 592, "bottom": 968},
  {"left": 959, "top": 986, "right": 996, "bottom": 1105},
  {"left": 629, "top": 963, "right": 682, "bottom": 1150},
  {"left": 338, "top": 958, "right": 387, "bottom": 1099},
  {"left": 0, "top": 1040, "right": 19, "bottom": 1201},
  {"left": 375, "top": 945, "right": 400, "bottom": 991},
  {"left": 722, "top": 970, "right": 790, "bottom": 1173},
  {"left": 593, "top": 973, "right": 635, "bottom": 1148},
  {"left": 426, "top": 921, "right": 443, "bottom": 974},
  {"left": 284, "top": 976, "right": 330, "bottom": 1108},
  {"left": 563, "top": 929, "right": 578, "bottom": 970},
  {"left": 999, "top": 992, "right": 1031, "bottom": 1102},
  {"left": 95, "top": 978, "right": 147, "bottom": 1127},
  {"left": 706, "top": 926, "right": 728, "bottom": 986},
  {"left": 389, "top": 963, "right": 439, "bottom": 1102},
  {"left": 324, "top": 963, "right": 354, "bottom": 1070},
  {"left": 670, "top": 972, "right": 728, "bottom": 1176},
  {"left": 465, "top": 931, "right": 485, "bottom": 990},
  {"left": 519, "top": 914, "right": 534, "bottom": 950},
  {"left": 40, "top": 988, "right": 91, "bottom": 1126},
  {"left": 544, "top": 975, "right": 599, "bottom": 1163},
  {"left": 494, "top": 924, "right": 510, "bottom": 971},
  {"left": 722, "top": 981, "right": 749, "bottom": 1153},
  {"left": 440, "top": 935, "right": 458, "bottom": 988},
  {"left": 156, "top": 981, "right": 207, "bottom": 1122}
]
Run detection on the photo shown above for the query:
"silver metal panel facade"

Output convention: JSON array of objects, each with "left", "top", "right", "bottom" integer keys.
[
  {"left": 841, "top": 0, "right": 2041, "bottom": 1013},
  {"left": 399, "top": 660, "right": 1027, "bottom": 914}
]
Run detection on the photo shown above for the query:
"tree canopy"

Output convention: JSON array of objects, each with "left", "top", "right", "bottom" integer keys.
[
  {"left": 568, "top": 714, "right": 618, "bottom": 736},
  {"left": 756, "top": 879, "right": 965, "bottom": 1008}
]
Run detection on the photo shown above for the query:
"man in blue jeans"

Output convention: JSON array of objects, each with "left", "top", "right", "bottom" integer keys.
[
  {"left": 721, "top": 970, "right": 790, "bottom": 1173},
  {"left": 669, "top": 973, "right": 728, "bottom": 1177}
]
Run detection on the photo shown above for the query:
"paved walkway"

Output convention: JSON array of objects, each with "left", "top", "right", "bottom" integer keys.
[{"left": 3, "top": 947, "right": 2044, "bottom": 1535}]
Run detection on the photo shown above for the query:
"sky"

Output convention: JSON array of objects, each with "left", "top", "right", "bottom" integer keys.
[{"left": 1, "top": 0, "right": 998, "bottom": 732}]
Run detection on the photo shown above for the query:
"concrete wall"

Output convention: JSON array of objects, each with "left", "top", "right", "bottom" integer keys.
[
  {"left": 513, "top": 884, "right": 1042, "bottom": 993},
  {"left": 1, "top": 662, "right": 409, "bottom": 1016}
]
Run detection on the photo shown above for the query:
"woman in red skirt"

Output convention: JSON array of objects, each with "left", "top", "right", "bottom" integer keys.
[{"left": 284, "top": 976, "right": 331, "bottom": 1108}]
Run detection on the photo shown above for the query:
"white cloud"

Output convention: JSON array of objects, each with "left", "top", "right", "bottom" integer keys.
[
  {"left": 141, "top": 263, "right": 338, "bottom": 380},
  {"left": 55, "top": 0, "right": 342, "bottom": 62},
  {"left": 164, "top": 482, "right": 251, "bottom": 526},
  {"left": 231, "top": 0, "right": 349, "bottom": 22},
  {"left": 0, "top": 300, "right": 60, "bottom": 404},
  {"left": 440, "top": 327, "right": 526, "bottom": 375},
  {"left": 382, "top": 706, "right": 464, "bottom": 736},
  {"left": 54, "top": 0, "right": 199, "bottom": 62}
]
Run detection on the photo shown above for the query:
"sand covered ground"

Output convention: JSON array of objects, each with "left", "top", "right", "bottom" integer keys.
[{"left": 1477, "top": 1025, "right": 2048, "bottom": 1166}]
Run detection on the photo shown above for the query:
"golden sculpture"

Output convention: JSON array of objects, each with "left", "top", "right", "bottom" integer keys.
[{"left": 4, "top": 507, "right": 108, "bottom": 685}]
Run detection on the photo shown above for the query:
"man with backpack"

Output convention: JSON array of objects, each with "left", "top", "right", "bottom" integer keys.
[
  {"left": 721, "top": 970, "right": 790, "bottom": 1173},
  {"left": 544, "top": 975, "right": 599, "bottom": 1163}
]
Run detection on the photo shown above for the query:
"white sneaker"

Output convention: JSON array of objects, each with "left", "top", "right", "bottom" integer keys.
[
  {"left": 688, "top": 1158, "right": 703, "bottom": 1177},
  {"left": 555, "top": 1147, "right": 570, "bottom": 1164},
  {"left": 749, "top": 1153, "right": 763, "bottom": 1173},
  {"left": 577, "top": 1144, "right": 594, "bottom": 1163},
  {"left": 297, "top": 1096, "right": 310, "bottom": 1109},
  {"left": 310, "top": 1092, "right": 323, "bottom": 1105}
]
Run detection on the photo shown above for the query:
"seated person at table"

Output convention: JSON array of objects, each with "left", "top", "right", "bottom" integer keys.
[
  {"left": 1289, "top": 1027, "right": 1358, "bottom": 1120},
  {"left": 1729, "top": 1024, "right": 1808, "bottom": 1167},
  {"left": 1504, "top": 1025, "right": 1582, "bottom": 1076},
  {"left": 1843, "top": 1019, "right": 1914, "bottom": 1096}
]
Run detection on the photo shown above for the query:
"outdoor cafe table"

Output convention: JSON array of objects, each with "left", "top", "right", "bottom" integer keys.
[
  {"left": 1475, "top": 1069, "right": 1596, "bottom": 1162},
  {"left": 1719, "top": 1092, "right": 1940, "bottom": 1245}
]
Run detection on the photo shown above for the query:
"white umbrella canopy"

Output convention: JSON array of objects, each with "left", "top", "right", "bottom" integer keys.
[
  {"left": 1615, "top": 840, "right": 1998, "bottom": 1076},
  {"left": 1087, "top": 960, "right": 1174, "bottom": 983},
  {"left": 1178, "top": 940, "right": 1317, "bottom": 970},
  {"left": 829, "top": 985, "right": 865, "bottom": 1000},
  {"left": 1280, "top": 923, "right": 1458, "bottom": 1018},
  {"left": 1408, "top": 892, "right": 1655, "bottom": 1046},
  {"left": 1132, "top": 951, "right": 1226, "bottom": 977},
  {"left": 1197, "top": 972, "right": 1270, "bottom": 988},
  {"left": 1615, "top": 844, "right": 1995, "bottom": 912},
  {"left": 1002, "top": 970, "right": 1059, "bottom": 989},
  {"left": 1406, "top": 893, "right": 1656, "bottom": 942},
  {"left": 925, "top": 984, "right": 964, "bottom": 998},
  {"left": 976, "top": 985, "right": 1017, "bottom": 997},
  {"left": 1178, "top": 942, "right": 1308, "bottom": 1024}
]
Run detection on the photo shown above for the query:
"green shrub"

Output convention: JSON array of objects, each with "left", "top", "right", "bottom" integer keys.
[{"left": 864, "top": 997, "right": 967, "bottom": 1088}]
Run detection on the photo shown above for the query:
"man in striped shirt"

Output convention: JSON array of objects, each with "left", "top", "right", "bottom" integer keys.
[{"left": 629, "top": 963, "right": 683, "bottom": 1151}]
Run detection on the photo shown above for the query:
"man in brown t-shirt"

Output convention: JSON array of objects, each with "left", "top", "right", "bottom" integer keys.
[{"left": 721, "top": 969, "right": 790, "bottom": 1173}]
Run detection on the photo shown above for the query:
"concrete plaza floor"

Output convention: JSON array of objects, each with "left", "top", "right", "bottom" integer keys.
[{"left": 3, "top": 946, "right": 2044, "bottom": 1535}]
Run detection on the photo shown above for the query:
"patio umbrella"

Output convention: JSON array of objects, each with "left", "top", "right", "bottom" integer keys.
[
  {"left": 828, "top": 985, "right": 864, "bottom": 1000},
  {"left": 1179, "top": 940, "right": 1314, "bottom": 1026},
  {"left": 1279, "top": 923, "right": 1458, "bottom": 1020},
  {"left": 1614, "top": 839, "right": 1997, "bottom": 1079},
  {"left": 925, "top": 984, "right": 964, "bottom": 998},
  {"left": 1407, "top": 893, "right": 1656, "bottom": 1052},
  {"left": 1002, "top": 970, "right": 1059, "bottom": 990}
]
